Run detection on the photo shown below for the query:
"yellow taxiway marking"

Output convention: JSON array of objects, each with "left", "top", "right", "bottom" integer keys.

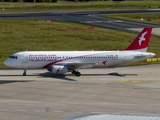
[
  {"left": 116, "top": 80, "right": 144, "bottom": 83},
  {"left": 102, "top": 82, "right": 107, "bottom": 84},
  {"left": 116, "top": 80, "right": 128, "bottom": 82},
  {"left": 131, "top": 80, "right": 144, "bottom": 83},
  {"left": 47, "top": 83, "right": 126, "bottom": 120}
]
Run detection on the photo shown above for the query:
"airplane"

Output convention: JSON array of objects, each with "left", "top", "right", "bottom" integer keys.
[{"left": 4, "top": 27, "right": 155, "bottom": 77}]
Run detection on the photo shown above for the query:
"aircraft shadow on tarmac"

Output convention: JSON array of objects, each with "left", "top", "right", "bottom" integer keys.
[
  {"left": 107, "top": 72, "right": 138, "bottom": 77},
  {"left": 39, "top": 72, "right": 138, "bottom": 79},
  {"left": 38, "top": 72, "right": 77, "bottom": 81},
  {"left": 71, "top": 72, "right": 138, "bottom": 77},
  {"left": 0, "top": 74, "right": 38, "bottom": 77},
  {"left": 0, "top": 72, "right": 137, "bottom": 83},
  {"left": 0, "top": 80, "right": 32, "bottom": 85}
]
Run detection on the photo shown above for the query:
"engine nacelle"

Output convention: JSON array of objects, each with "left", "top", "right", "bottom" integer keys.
[{"left": 51, "top": 65, "right": 68, "bottom": 75}]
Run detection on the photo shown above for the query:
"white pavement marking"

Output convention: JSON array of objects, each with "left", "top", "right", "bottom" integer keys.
[
  {"left": 0, "top": 109, "right": 8, "bottom": 111},
  {"left": 35, "top": 110, "right": 41, "bottom": 112},
  {"left": 91, "top": 112, "right": 104, "bottom": 114},
  {"left": 17, "top": 109, "right": 27, "bottom": 112},
  {"left": 73, "top": 111, "right": 83, "bottom": 113},
  {"left": 54, "top": 111, "right": 63, "bottom": 113}
]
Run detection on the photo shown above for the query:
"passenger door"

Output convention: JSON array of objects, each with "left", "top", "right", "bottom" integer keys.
[{"left": 22, "top": 54, "right": 28, "bottom": 63}]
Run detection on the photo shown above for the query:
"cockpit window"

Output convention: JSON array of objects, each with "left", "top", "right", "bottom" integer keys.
[{"left": 10, "top": 56, "right": 18, "bottom": 59}]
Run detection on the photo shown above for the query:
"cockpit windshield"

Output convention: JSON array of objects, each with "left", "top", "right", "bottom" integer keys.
[{"left": 9, "top": 56, "right": 18, "bottom": 59}]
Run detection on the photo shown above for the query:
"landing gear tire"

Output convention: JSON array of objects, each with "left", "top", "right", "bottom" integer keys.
[
  {"left": 23, "top": 72, "right": 26, "bottom": 76},
  {"left": 71, "top": 70, "right": 76, "bottom": 75},
  {"left": 23, "top": 69, "right": 27, "bottom": 76},
  {"left": 75, "top": 72, "right": 81, "bottom": 77}
]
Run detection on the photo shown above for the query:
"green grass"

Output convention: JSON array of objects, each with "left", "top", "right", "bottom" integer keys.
[
  {"left": 1, "top": 19, "right": 160, "bottom": 68},
  {"left": 102, "top": 13, "right": 160, "bottom": 25},
  {"left": 0, "top": 1, "right": 160, "bottom": 13}
]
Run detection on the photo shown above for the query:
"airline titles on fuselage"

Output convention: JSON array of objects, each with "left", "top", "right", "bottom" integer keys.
[{"left": 28, "top": 54, "right": 119, "bottom": 62}]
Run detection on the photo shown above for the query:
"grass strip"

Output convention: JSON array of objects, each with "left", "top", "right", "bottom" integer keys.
[{"left": 0, "top": 1, "right": 160, "bottom": 13}]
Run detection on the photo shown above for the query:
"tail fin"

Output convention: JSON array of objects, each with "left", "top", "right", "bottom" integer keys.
[{"left": 125, "top": 27, "right": 152, "bottom": 52}]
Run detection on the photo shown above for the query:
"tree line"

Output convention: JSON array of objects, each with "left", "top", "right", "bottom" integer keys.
[
  {"left": 0, "top": 0, "right": 124, "bottom": 2},
  {"left": 0, "top": 0, "right": 57, "bottom": 2}
]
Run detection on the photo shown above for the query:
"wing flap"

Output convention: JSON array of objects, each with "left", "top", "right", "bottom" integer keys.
[{"left": 55, "top": 62, "right": 96, "bottom": 69}]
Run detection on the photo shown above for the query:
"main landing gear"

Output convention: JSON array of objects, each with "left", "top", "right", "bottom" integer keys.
[
  {"left": 23, "top": 69, "right": 27, "bottom": 76},
  {"left": 71, "top": 70, "right": 81, "bottom": 77}
]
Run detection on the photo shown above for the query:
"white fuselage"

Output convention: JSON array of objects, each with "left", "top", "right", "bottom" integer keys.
[
  {"left": 4, "top": 51, "right": 155, "bottom": 69},
  {"left": 3, "top": 27, "right": 155, "bottom": 76}
]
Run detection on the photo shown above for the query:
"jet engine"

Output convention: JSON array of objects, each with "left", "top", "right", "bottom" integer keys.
[{"left": 51, "top": 65, "right": 68, "bottom": 75}]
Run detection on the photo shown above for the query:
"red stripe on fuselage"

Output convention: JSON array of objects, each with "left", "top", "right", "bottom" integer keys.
[{"left": 42, "top": 52, "right": 114, "bottom": 68}]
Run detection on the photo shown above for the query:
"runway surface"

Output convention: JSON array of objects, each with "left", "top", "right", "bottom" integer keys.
[
  {"left": 0, "top": 9, "right": 160, "bottom": 36},
  {"left": 0, "top": 64, "right": 160, "bottom": 120}
]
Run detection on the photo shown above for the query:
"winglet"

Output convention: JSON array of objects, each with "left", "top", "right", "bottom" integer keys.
[{"left": 125, "top": 27, "right": 152, "bottom": 52}]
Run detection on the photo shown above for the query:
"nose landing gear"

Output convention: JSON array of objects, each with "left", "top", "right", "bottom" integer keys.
[{"left": 23, "top": 69, "right": 27, "bottom": 76}]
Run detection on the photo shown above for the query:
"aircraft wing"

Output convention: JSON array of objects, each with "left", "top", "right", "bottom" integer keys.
[{"left": 56, "top": 62, "right": 97, "bottom": 69}]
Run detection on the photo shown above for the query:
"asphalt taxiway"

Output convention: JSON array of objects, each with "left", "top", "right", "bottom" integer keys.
[
  {"left": 1, "top": 9, "right": 160, "bottom": 37},
  {"left": 0, "top": 64, "right": 160, "bottom": 120}
]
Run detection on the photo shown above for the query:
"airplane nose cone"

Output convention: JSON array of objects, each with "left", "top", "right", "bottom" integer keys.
[
  {"left": 4, "top": 59, "right": 10, "bottom": 67},
  {"left": 4, "top": 59, "right": 8, "bottom": 66}
]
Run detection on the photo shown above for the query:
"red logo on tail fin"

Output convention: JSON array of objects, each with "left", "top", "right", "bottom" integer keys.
[{"left": 125, "top": 27, "right": 152, "bottom": 52}]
